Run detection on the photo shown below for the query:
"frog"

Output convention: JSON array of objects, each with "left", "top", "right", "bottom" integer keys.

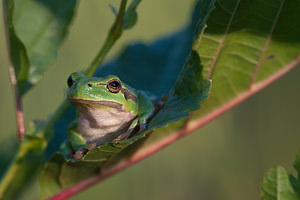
[{"left": 64, "top": 72, "right": 156, "bottom": 159}]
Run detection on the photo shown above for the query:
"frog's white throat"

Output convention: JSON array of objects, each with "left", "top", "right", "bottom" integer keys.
[{"left": 77, "top": 104, "right": 137, "bottom": 146}]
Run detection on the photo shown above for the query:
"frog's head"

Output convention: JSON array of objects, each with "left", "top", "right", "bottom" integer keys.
[{"left": 67, "top": 72, "right": 137, "bottom": 112}]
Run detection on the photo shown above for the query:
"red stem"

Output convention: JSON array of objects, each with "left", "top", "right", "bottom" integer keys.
[
  {"left": 48, "top": 55, "right": 300, "bottom": 200},
  {"left": 2, "top": 0, "right": 25, "bottom": 142}
]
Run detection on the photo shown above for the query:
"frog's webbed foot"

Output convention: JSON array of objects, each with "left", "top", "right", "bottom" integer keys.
[{"left": 73, "top": 142, "right": 96, "bottom": 159}]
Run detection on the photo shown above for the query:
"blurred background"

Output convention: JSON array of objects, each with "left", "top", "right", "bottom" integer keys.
[{"left": 0, "top": 0, "right": 299, "bottom": 199}]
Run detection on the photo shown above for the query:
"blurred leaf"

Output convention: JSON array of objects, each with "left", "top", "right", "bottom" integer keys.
[
  {"left": 0, "top": 135, "right": 46, "bottom": 199},
  {"left": 3, "top": 0, "right": 30, "bottom": 93},
  {"left": 261, "top": 153, "right": 300, "bottom": 200},
  {"left": 5, "top": 0, "right": 78, "bottom": 95},
  {"left": 109, "top": 4, "right": 118, "bottom": 16},
  {"left": 123, "top": 0, "right": 142, "bottom": 29}
]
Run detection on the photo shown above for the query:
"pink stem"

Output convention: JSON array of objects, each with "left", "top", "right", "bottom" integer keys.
[{"left": 3, "top": 0, "right": 25, "bottom": 142}]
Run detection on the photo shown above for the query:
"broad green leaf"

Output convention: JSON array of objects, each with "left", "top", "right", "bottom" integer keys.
[
  {"left": 193, "top": 0, "right": 300, "bottom": 120},
  {"left": 6, "top": 0, "right": 78, "bottom": 95},
  {"left": 41, "top": 0, "right": 300, "bottom": 198},
  {"left": 261, "top": 153, "right": 300, "bottom": 200},
  {"left": 148, "top": 50, "right": 211, "bottom": 129},
  {"left": 40, "top": 0, "right": 215, "bottom": 198}
]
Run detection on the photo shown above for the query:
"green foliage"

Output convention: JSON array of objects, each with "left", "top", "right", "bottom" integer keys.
[
  {"left": 3, "top": 0, "right": 29, "bottom": 94},
  {"left": 192, "top": 0, "right": 300, "bottom": 120},
  {"left": 40, "top": 134, "right": 147, "bottom": 199},
  {"left": 39, "top": 1, "right": 215, "bottom": 198},
  {"left": 0, "top": 0, "right": 299, "bottom": 199},
  {"left": 4, "top": 0, "right": 78, "bottom": 95},
  {"left": 261, "top": 153, "right": 300, "bottom": 200},
  {"left": 123, "top": 0, "right": 142, "bottom": 29}
]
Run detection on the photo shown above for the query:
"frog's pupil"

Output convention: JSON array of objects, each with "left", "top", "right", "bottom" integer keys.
[
  {"left": 110, "top": 81, "right": 119, "bottom": 88},
  {"left": 67, "top": 76, "right": 73, "bottom": 88}
]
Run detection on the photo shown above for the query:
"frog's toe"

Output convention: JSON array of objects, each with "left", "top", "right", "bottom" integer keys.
[
  {"left": 73, "top": 150, "right": 84, "bottom": 159},
  {"left": 87, "top": 142, "right": 96, "bottom": 150}
]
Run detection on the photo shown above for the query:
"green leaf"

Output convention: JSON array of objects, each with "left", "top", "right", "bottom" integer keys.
[
  {"left": 39, "top": 133, "right": 148, "bottom": 199},
  {"left": 148, "top": 50, "right": 212, "bottom": 129},
  {"left": 261, "top": 153, "right": 300, "bottom": 200},
  {"left": 192, "top": 0, "right": 300, "bottom": 120},
  {"left": 109, "top": 4, "right": 118, "bottom": 16},
  {"left": 5, "top": 0, "right": 78, "bottom": 95},
  {"left": 123, "top": 0, "right": 142, "bottom": 29},
  {"left": 41, "top": 0, "right": 300, "bottom": 198},
  {"left": 3, "top": 0, "right": 30, "bottom": 93},
  {"left": 40, "top": 0, "right": 215, "bottom": 198}
]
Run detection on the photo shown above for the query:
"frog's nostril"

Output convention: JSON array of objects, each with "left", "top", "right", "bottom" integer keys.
[{"left": 88, "top": 83, "right": 92, "bottom": 87}]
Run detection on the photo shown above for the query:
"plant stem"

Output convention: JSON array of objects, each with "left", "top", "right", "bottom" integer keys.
[
  {"left": 2, "top": 0, "right": 25, "bottom": 142},
  {"left": 85, "top": 0, "right": 127, "bottom": 76}
]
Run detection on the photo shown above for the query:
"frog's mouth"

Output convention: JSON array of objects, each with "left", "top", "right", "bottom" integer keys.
[{"left": 68, "top": 98, "right": 123, "bottom": 110}]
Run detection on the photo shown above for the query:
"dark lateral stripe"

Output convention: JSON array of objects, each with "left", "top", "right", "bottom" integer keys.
[{"left": 121, "top": 88, "right": 137, "bottom": 102}]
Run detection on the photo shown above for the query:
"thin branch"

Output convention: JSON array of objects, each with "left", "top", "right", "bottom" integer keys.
[
  {"left": 85, "top": 0, "right": 127, "bottom": 77},
  {"left": 2, "top": 0, "right": 25, "bottom": 142},
  {"left": 9, "top": 66, "right": 25, "bottom": 142},
  {"left": 47, "top": 54, "right": 300, "bottom": 200}
]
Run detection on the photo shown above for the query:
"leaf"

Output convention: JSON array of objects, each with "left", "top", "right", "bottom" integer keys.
[
  {"left": 40, "top": 0, "right": 215, "bottom": 198},
  {"left": 40, "top": 133, "right": 149, "bottom": 199},
  {"left": 41, "top": 0, "right": 300, "bottom": 198},
  {"left": 5, "top": 0, "right": 78, "bottom": 95},
  {"left": 148, "top": 50, "right": 211, "bottom": 129},
  {"left": 109, "top": 4, "right": 118, "bottom": 16},
  {"left": 261, "top": 153, "right": 300, "bottom": 200},
  {"left": 193, "top": 0, "right": 300, "bottom": 120},
  {"left": 123, "top": 0, "right": 142, "bottom": 29},
  {"left": 3, "top": 0, "right": 30, "bottom": 93}
]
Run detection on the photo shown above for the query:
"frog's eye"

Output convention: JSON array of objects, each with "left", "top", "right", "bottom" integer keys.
[
  {"left": 107, "top": 79, "right": 121, "bottom": 93},
  {"left": 67, "top": 76, "right": 73, "bottom": 88}
]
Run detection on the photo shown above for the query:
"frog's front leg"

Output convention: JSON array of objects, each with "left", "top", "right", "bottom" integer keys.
[{"left": 67, "top": 121, "right": 96, "bottom": 159}]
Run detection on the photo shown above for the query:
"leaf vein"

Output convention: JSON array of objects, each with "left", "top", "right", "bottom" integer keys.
[
  {"left": 248, "top": 12, "right": 274, "bottom": 23},
  {"left": 207, "top": 0, "right": 241, "bottom": 78},
  {"left": 226, "top": 52, "right": 257, "bottom": 65},
  {"left": 216, "top": 0, "right": 233, "bottom": 15},
  {"left": 202, "top": 34, "right": 221, "bottom": 43},
  {"left": 249, "top": 0, "right": 285, "bottom": 88},
  {"left": 208, "top": 16, "right": 229, "bottom": 26},
  {"left": 223, "top": 41, "right": 263, "bottom": 51}
]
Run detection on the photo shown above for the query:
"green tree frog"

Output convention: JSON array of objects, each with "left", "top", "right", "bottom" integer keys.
[{"left": 65, "top": 72, "right": 155, "bottom": 159}]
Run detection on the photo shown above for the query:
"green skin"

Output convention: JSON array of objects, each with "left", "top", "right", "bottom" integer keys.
[{"left": 65, "top": 72, "right": 155, "bottom": 157}]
